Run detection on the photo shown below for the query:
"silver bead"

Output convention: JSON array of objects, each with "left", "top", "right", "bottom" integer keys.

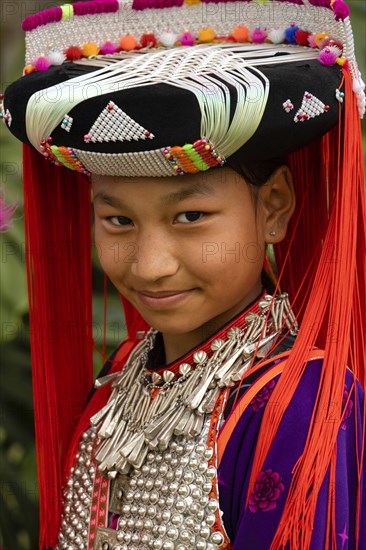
[
  {"left": 200, "top": 526, "right": 211, "bottom": 540},
  {"left": 205, "top": 514, "right": 216, "bottom": 527},
  {"left": 162, "top": 542, "right": 174, "bottom": 550},
  {"left": 178, "top": 484, "right": 190, "bottom": 498},
  {"left": 144, "top": 518, "right": 153, "bottom": 530},
  {"left": 166, "top": 527, "right": 179, "bottom": 540},
  {"left": 184, "top": 470, "right": 194, "bottom": 484},
  {"left": 206, "top": 466, "right": 216, "bottom": 479},
  {"left": 175, "top": 445, "right": 184, "bottom": 455},
  {"left": 210, "top": 532, "right": 224, "bottom": 546},
  {"left": 207, "top": 498, "right": 218, "bottom": 512},
  {"left": 123, "top": 533, "right": 131, "bottom": 543},
  {"left": 157, "top": 525, "right": 166, "bottom": 537},
  {"left": 198, "top": 462, "right": 208, "bottom": 474},
  {"left": 195, "top": 444, "right": 206, "bottom": 455},
  {"left": 185, "top": 517, "right": 195, "bottom": 529},
  {"left": 168, "top": 482, "right": 178, "bottom": 493},
  {"left": 159, "top": 464, "right": 168, "bottom": 476},
  {"left": 158, "top": 498, "right": 166, "bottom": 507},
  {"left": 179, "top": 363, "right": 191, "bottom": 376},
  {"left": 152, "top": 539, "right": 163, "bottom": 549},
  {"left": 137, "top": 478, "right": 144, "bottom": 488},
  {"left": 204, "top": 448, "right": 213, "bottom": 460},
  {"left": 146, "top": 452, "right": 155, "bottom": 462},
  {"left": 193, "top": 351, "right": 207, "bottom": 364},
  {"left": 165, "top": 495, "right": 175, "bottom": 507},
  {"left": 189, "top": 457, "right": 198, "bottom": 468},
  {"left": 171, "top": 512, "right": 183, "bottom": 526},
  {"left": 197, "top": 542, "right": 207, "bottom": 550},
  {"left": 147, "top": 505, "right": 156, "bottom": 518},
  {"left": 121, "top": 504, "right": 131, "bottom": 515},
  {"left": 131, "top": 533, "right": 140, "bottom": 543},
  {"left": 137, "top": 505, "right": 146, "bottom": 516},
  {"left": 175, "top": 499, "right": 186, "bottom": 513},
  {"left": 202, "top": 482, "right": 212, "bottom": 494},
  {"left": 135, "top": 518, "right": 144, "bottom": 529},
  {"left": 153, "top": 477, "right": 162, "bottom": 489},
  {"left": 191, "top": 487, "right": 202, "bottom": 500},
  {"left": 142, "top": 492, "right": 150, "bottom": 504},
  {"left": 125, "top": 491, "right": 134, "bottom": 501},
  {"left": 150, "top": 491, "right": 159, "bottom": 503}
]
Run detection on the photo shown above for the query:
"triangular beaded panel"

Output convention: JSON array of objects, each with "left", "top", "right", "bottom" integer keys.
[
  {"left": 294, "top": 91, "right": 329, "bottom": 123},
  {"left": 86, "top": 101, "right": 155, "bottom": 143}
]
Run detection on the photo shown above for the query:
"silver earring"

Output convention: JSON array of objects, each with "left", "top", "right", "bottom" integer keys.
[{"left": 269, "top": 231, "right": 276, "bottom": 236}]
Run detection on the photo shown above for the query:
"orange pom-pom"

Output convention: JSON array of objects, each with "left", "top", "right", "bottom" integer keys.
[
  {"left": 140, "top": 33, "right": 157, "bottom": 48},
  {"left": 119, "top": 35, "right": 138, "bottom": 51},
  {"left": 232, "top": 26, "right": 249, "bottom": 42},
  {"left": 65, "top": 45, "right": 83, "bottom": 60},
  {"left": 82, "top": 43, "right": 100, "bottom": 57},
  {"left": 23, "top": 64, "right": 36, "bottom": 75},
  {"left": 314, "top": 32, "right": 329, "bottom": 48},
  {"left": 198, "top": 27, "right": 216, "bottom": 43}
]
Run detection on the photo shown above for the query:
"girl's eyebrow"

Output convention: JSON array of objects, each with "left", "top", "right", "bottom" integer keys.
[{"left": 93, "top": 182, "right": 215, "bottom": 208}]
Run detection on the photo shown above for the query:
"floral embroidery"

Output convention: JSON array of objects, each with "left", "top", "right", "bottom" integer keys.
[
  {"left": 250, "top": 379, "right": 276, "bottom": 412},
  {"left": 341, "top": 384, "right": 353, "bottom": 430},
  {"left": 249, "top": 469, "right": 285, "bottom": 513}
]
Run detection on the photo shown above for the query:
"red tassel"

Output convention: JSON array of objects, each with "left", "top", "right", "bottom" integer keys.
[
  {"left": 22, "top": 146, "right": 93, "bottom": 548},
  {"left": 246, "top": 70, "right": 366, "bottom": 549}
]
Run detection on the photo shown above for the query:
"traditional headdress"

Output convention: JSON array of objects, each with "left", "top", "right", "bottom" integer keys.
[{"left": 2, "top": 0, "right": 365, "bottom": 547}]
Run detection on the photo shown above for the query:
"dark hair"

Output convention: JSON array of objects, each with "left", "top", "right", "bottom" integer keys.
[{"left": 226, "top": 157, "right": 288, "bottom": 187}]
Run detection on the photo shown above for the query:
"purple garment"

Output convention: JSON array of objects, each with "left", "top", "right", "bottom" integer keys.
[{"left": 218, "top": 359, "right": 365, "bottom": 549}]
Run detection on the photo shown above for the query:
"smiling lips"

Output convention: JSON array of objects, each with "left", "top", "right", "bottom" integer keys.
[{"left": 135, "top": 289, "right": 195, "bottom": 309}]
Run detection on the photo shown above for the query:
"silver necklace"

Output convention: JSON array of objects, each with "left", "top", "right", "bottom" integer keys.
[{"left": 91, "top": 293, "right": 297, "bottom": 478}]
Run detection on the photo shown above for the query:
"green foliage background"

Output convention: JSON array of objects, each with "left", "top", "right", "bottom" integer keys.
[{"left": 0, "top": 1, "right": 365, "bottom": 548}]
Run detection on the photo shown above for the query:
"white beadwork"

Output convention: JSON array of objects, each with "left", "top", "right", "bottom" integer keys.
[
  {"left": 86, "top": 100, "right": 155, "bottom": 143},
  {"left": 60, "top": 114, "right": 73, "bottom": 132},
  {"left": 283, "top": 99, "right": 294, "bottom": 113},
  {"left": 294, "top": 91, "right": 327, "bottom": 122},
  {"left": 74, "top": 147, "right": 178, "bottom": 177},
  {"left": 25, "top": 1, "right": 346, "bottom": 65}
]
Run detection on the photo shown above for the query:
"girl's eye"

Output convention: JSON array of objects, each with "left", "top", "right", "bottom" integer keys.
[
  {"left": 175, "top": 211, "right": 205, "bottom": 224},
  {"left": 107, "top": 216, "right": 133, "bottom": 227}
]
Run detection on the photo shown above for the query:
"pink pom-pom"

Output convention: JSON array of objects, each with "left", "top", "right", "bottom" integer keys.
[
  {"left": 332, "top": 0, "right": 350, "bottom": 21},
  {"left": 307, "top": 34, "right": 318, "bottom": 48},
  {"left": 99, "top": 40, "right": 118, "bottom": 54},
  {"left": 179, "top": 31, "right": 195, "bottom": 46},
  {"left": 34, "top": 55, "right": 51, "bottom": 71},
  {"left": 318, "top": 48, "right": 338, "bottom": 66},
  {"left": 250, "top": 27, "right": 267, "bottom": 44}
]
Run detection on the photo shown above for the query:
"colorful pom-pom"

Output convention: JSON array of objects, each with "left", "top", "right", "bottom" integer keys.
[
  {"left": 318, "top": 47, "right": 338, "bottom": 66},
  {"left": 198, "top": 27, "right": 216, "bottom": 43},
  {"left": 179, "top": 31, "right": 195, "bottom": 46},
  {"left": 34, "top": 55, "right": 51, "bottom": 71},
  {"left": 267, "top": 28, "right": 285, "bottom": 44},
  {"left": 99, "top": 40, "right": 118, "bottom": 54},
  {"left": 23, "top": 65, "right": 36, "bottom": 75},
  {"left": 336, "top": 57, "right": 347, "bottom": 67},
  {"left": 140, "top": 33, "right": 157, "bottom": 48},
  {"left": 250, "top": 26, "right": 267, "bottom": 44},
  {"left": 119, "top": 35, "right": 138, "bottom": 51},
  {"left": 82, "top": 43, "right": 100, "bottom": 57},
  {"left": 48, "top": 49, "right": 66, "bottom": 65},
  {"left": 307, "top": 33, "right": 318, "bottom": 48},
  {"left": 61, "top": 4, "right": 74, "bottom": 20},
  {"left": 314, "top": 32, "right": 329, "bottom": 48},
  {"left": 65, "top": 45, "right": 83, "bottom": 60},
  {"left": 295, "top": 30, "right": 310, "bottom": 47},
  {"left": 332, "top": 0, "right": 350, "bottom": 21},
  {"left": 159, "top": 30, "right": 178, "bottom": 48},
  {"left": 284, "top": 25, "right": 299, "bottom": 45},
  {"left": 232, "top": 26, "right": 249, "bottom": 43},
  {"left": 320, "top": 37, "right": 343, "bottom": 55}
]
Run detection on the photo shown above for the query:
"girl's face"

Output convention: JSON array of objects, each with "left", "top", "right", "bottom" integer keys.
[{"left": 92, "top": 167, "right": 293, "bottom": 351}]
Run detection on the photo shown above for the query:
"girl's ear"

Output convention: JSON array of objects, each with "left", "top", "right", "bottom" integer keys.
[{"left": 258, "top": 166, "right": 296, "bottom": 244}]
